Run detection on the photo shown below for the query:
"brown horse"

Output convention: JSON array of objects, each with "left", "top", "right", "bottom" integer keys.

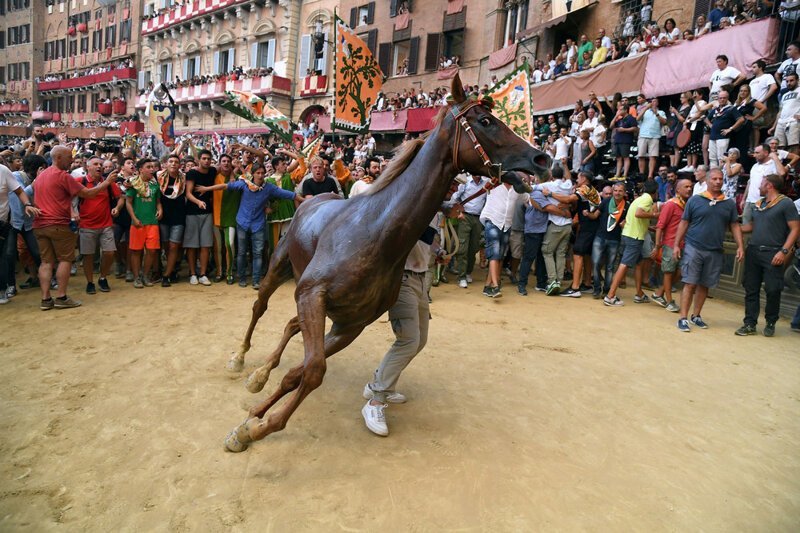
[{"left": 224, "top": 74, "right": 550, "bottom": 452}]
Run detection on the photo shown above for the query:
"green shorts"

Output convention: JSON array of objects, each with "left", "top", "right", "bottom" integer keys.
[{"left": 661, "top": 244, "right": 679, "bottom": 273}]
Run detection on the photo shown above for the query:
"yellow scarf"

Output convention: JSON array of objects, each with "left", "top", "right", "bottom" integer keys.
[
  {"left": 668, "top": 195, "right": 686, "bottom": 209},
  {"left": 239, "top": 173, "right": 262, "bottom": 192},
  {"left": 699, "top": 190, "right": 726, "bottom": 205},
  {"left": 129, "top": 174, "right": 152, "bottom": 198},
  {"left": 157, "top": 169, "right": 185, "bottom": 199},
  {"left": 755, "top": 194, "right": 786, "bottom": 211}
]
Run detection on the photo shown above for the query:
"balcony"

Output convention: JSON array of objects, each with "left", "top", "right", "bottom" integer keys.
[
  {"left": 38, "top": 68, "right": 138, "bottom": 94},
  {"left": 142, "top": 0, "right": 253, "bottom": 36},
  {"left": 135, "top": 74, "right": 291, "bottom": 108},
  {"left": 299, "top": 75, "right": 328, "bottom": 98},
  {"left": 39, "top": 67, "right": 138, "bottom": 93},
  {"left": 0, "top": 125, "right": 31, "bottom": 136},
  {"left": 0, "top": 102, "right": 30, "bottom": 115}
]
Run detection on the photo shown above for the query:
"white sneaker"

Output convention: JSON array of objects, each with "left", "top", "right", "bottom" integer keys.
[
  {"left": 189, "top": 275, "right": 199, "bottom": 285},
  {"left": 465, "top": 274, "right": 473, "bottom": 283},
  {"left": 0, "top": 295, "right": 8, "bottom": 305},
  {"left": 678, "top": 165, "right": 694, "bottom": 173},
  {"left": 458, "top": 279, "right": 468, "bottom": 289},
  {"left": 198, "top": 275, "right": 212, "bottom": 286},
  {"left": 362, "top": 401, "right": 388, "bottom": 436},
  {"left": 363, "top": 384, "right": 407, "bottom": 404}
]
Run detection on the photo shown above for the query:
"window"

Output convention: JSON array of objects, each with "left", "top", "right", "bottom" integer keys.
[
  {"left": 216, "top": 47, "right": 234, "bottom": 74},
  {"left": 8, "top": 62, "right": 30, "bottom": 81},
  {"left": 184, "top": 55, "right": 201, "bottom": 78},
  {"left": 502, "top": 0, "right": 528, "bottom": 46},
  {"left": 120, "top": 19, "right": 131, "bottom": 42},
  {"left": 58, "top": 39, "right": 66, "bottom": 58},
  {"left": 106, "top": 24, "right": 116, "bottom": 47},
  {"left": 253, "top": 39, "right": 276, "bottom": 69},
  {"left": 92, "top": 30, "right": 102, "bottom": 51},
  {"left": 159, "top": 62, "right": 172, "bottom": 83},
  {"left": 443, "top": 29, "right": 464, "bottom": 60},
  {"left": 0, "top": 31, "right": 4, "bottom": 50},
  {"left": 392, "top": 40, "right": 410, "bottom": 76},
  {"left": 299, "top": 33, "right": 329, "bottom": 76},
  {"left": 69, "top": 39, "right": 78, "bottom": 56},
  {"left": 358, "top": 5, "right": 369, "bottom": 26},
  {"left": 66, "top": 95, "right": 75, "bottom": 113},
  {"left": 91, "top": 93, "right": 98, "bottom": 112},
  {"left": 616, "top": 0, "right": 653, "bottom": 39},
  {"left": 80, "top": 35, "right": 89, "bottom": 54},
  {"left": 0, "top": 67, "right": 4, "bottom": 84},
  {"left": 78, "top": 94, "right": 87, "bottom": 112},
  {"left": 349, "top": 2, "right": 375, "bottom": 27}
]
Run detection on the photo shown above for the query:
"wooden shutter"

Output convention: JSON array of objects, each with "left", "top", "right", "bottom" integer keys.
[
  {"left": 367, "top": 2, "right": 375, "bottom": 24},
  {"left": 213, "top": 51, "right": 220, "bottom": 74},
  {"left": 319, "top": 31, "right": 329, "bottom": 74},
  {"left": 250, "top": 42, "right": 258, "bottom": 68},
  {"left": 378, "top": 42, "right": 391, "bottom": 78},
  {"left": 389, "top": 0, "right": 398, "bottom": 18},
  {"left": 227, "top": 47, "right": 235, "bottom": 72},
  {"left": 518, "top": 2, "right": 528, "bottom": 33},
  {"left": 299, "top": 34, "right": 311, "bottom": 76},
  {"left": 693, "top": 0, "right": 711, "bottom": 19},
  {"left": 266, "top": 39, "right": 276, "bottom": 69},
  {"left": 407, "top": 36, "right": 420, "bottom": 75},
  {"left": 443, "top": 6, "right": 467, "bottom": 31},
  {"left": 349, "top": 7, "right": 357, "bottom": 28},
  {"left": 424, "top": 33, "right": 440, "bottom": 72},
  {"left": 367, "top": 29, "right": 378, "bottom": 56}
]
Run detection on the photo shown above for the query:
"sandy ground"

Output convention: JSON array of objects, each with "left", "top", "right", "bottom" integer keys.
[{"left": 0, "top": 274, "right": 799, "bottom": 531}]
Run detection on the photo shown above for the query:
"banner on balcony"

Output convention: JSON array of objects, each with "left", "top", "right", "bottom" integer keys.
[
  {"left": 220, "top": 90, "right": 292, "bottom": 142},
  {"left": 487, "top": 61, "right": 533, "bottom": 143},
  {"left": 552, "top": 0, "right": 594, "bottom": 19},
  {"left": 332, "top": 13, "right": 384, "bottom": 133},
  {"left": 144, "top": 83, "right": 176, "bottom": 147}
]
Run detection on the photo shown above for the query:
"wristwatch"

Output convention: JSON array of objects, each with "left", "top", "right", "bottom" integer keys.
[
  {"left": 24, "top": 202, "right": 32, "bottom": 207},
  {"left": 781, "top": 248, "right": 790, "bottom": 255}
]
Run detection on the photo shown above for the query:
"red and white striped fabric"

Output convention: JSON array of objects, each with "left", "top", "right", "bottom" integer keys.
[
  {"left": 142, "top": 0, "right": 243, "bottom": 35},
  {"left": 135, "top": 75, "right": 291, "bottom": 108},
  {"left": 299, "top": 75, "right": 328, "bottom": 98}
]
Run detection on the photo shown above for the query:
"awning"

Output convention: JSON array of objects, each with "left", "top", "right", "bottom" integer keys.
[
  {"left": 516, "top": 1, "right": 597, "bottom": 41},
  {"left": 516, "top": 15, "right": 566, "bottom": 41},
  {"left": 532, "top": 53, "right": 648, "bottom": 115},
  {"left": 642, "top": 17, "right": 779, "bottom": 98}
]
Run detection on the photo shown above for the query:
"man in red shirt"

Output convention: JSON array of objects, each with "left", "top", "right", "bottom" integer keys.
[
  {"left": 31, "top": 146, "right": 117, "bottom": 310},
  {"left": 76, "top": 156, "right": 124, "bottom": 295},
  {"left": 651, "top": 178, "right": 692, "bottom": 312}
]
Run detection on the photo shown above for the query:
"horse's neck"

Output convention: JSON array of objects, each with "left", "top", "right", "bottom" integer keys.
[{"left": 375, "top": 129, "right": 456, "bottom": 249}]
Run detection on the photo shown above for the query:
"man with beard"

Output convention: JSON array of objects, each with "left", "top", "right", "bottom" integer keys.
[
  {"left": 349, "top": 157, "right": 381, "bottom": 197},
  {"left": 651, "top": 178, "right": 692, "bottom": 312},
  {"left": 183, "top": 150, "right": 216, "bottom": 286}
]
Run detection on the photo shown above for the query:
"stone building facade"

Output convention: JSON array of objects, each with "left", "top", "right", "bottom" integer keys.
[{"left": 0, "top": 0, "right": 44, "bottom": 133}]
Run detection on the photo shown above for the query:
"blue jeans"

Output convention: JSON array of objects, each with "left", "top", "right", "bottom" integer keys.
[
  {"left": 592, "top": 236, "right": 620, "bottom": 294},
  {"left": 792, "top": 305, "right": 800, "bottom": 329},
  {"left": 483, "top": 220, "right": 510, "bottom": 261},
  {"left": 237, "top": 224, "right": 265, "bottom": 285},
  {"left": 518, "top": 232, "right": 545, "bottom": 288}
]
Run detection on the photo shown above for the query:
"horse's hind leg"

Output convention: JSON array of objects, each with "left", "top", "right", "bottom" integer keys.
[
  {"left": 226, "top": 241, "right": 293, "bottom": 372},
  {"left": 244, "top": 316, "right": 301, "bottom": 393},
  {"left": 225, "top": 319, "right": 364, "bottom": 452}
]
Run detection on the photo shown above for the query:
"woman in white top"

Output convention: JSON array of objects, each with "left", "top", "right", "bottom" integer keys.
[
  {"left": 664, "top": 18, "right": 681, "bottom": 41},
  {"left": 721, "top": 148, "right": 742, "bottom": 201},
  {"left": 680, "top": 89, "right": 708, "bottom": 172}
]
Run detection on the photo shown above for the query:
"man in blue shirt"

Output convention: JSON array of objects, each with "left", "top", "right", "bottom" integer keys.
[
  {"left": 672, "top": 168, "right": 744, "bottom": 332},
  {"left": 637, "top": 98, "right": 667, "bottom": 180},
  {"left": 197, "top": 163, "right": 302, "bottom": 289},
  {"left": 516, "top": 187, "right": 551, "bottom": 295},
  {"left": 611, "top": 103, "right": 638, "bottom": 180}
]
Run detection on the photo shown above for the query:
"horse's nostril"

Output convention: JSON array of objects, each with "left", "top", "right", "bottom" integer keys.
[{"left": 534, "top": 155, "right": 550, "bottom": 169}]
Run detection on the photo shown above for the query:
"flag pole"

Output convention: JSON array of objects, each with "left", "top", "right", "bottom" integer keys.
[{"left": 331, "top": 7, "right": 337, "bottom": 138}]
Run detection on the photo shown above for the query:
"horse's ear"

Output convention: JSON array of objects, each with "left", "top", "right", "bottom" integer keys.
[{"left": 451, "top": 73, "right": 466, "bottom": 104}]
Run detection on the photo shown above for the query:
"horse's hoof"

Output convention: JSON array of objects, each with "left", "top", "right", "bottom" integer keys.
[
  {"left": 245, "top": 367, "right": 270, "bottom": 393},
  {"left": 226, "top": 356, "right": 244, "bottom": 373},
  {"left": 224, "top": 430, "right": 249, "bottom": 453}
]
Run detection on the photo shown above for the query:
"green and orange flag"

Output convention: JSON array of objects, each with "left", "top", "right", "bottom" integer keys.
[
  {"left": 332, "top": 13, "right": 384, "bottom": 133},
  {"left": 220, "top": 89, "right": 293, "bottom": 142},
  {"left": 487, "top": 61, "right": 534, "bottom": 143}
]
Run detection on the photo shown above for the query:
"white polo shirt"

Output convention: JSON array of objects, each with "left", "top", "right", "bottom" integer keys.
[
  {"left": 746, "top": 160, "right": 778, "bottom": 203},
  {"left": 480, "top": 183, "right": 525, "bottom": 231}
]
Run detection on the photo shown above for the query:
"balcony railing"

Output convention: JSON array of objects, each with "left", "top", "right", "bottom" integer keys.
[
  {"left": 0, "top": 125, "right": 31, "bottom": 136},
  {"left": 135, "top": 74, "right": 291, "bottom": 108},
  {"left": 32, "top": 110, "right": 54, "bottom": 121},
  {"left": 0, "top": 102, "right": 31, "bottom": 115},
  {"left": 142, "top": 0, "right": 249, "bottom": 36},
  {"left": 298, "top": 75, "right": 328, "bottom": 98},
  {"left": 38, "top": 68, "right": 138, "bottom": 93}
]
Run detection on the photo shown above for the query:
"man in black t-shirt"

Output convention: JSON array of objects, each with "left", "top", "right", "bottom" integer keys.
[
  {"left": 183, "top": 149, "right": 216, "bottom": 286},
  {"left": 158, "top": 154, "right": 187, "bottom": 286},
  {"left": 591, "top": 182, "right": 628, "bottom": 297},
  {"left": 301, "top": 156, "right": 340, "bottom": 198}
]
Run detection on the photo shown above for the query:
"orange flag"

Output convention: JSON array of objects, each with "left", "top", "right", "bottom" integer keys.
[{"left": 332, "top": 13, "right": 383, "bottom": 133}]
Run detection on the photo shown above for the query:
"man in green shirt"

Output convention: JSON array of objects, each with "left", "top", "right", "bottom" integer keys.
[
  {"left": 126, "top": 159, "right": 162, "bottom": 288},
  {"left": 604, "top": 180, "right": 659, "bottom": 306},
  {"left": 577, "top": 34, "right": 595, "bottom": 69}
]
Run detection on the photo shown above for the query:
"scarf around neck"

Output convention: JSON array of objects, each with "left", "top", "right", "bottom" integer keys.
[
  {"left": 607, "top": 196, "right": 626, "bottom": 232},
  {"left": 157, "top": 169, "right": 185, "bottom": 199}
]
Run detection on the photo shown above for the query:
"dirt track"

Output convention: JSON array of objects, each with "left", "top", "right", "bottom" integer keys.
[{"left": 1, "top": 278, "right": 798, "bottom": 531}]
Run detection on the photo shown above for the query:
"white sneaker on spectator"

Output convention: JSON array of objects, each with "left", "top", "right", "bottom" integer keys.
[
  {"left": 198, "top": 275, "right": 212, "bottom": 286},
  {"left": 678, "top": 165, "right": 694, "bottom": 173},
  {"left": 465, "top": 274, "right": 473, "bottom": 283},
  {"left": 363, "top": 384, "right": 407, "bottom": 404},
  {"left": 0, "top": 295, "right": 8, "bottom": 305},
  {"left": 458, "top": 279, "right": 468, "bottom": 288},
  {"left": 362, "top": 401, "right": 388, "bottom": 436},
  {"left": 189, "top": 275, "right": 199, "bottom": 285}
]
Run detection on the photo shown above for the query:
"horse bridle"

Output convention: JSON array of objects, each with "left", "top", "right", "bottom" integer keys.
[{"left": 449, "top": 100, "right": 504, "bottom": 204}]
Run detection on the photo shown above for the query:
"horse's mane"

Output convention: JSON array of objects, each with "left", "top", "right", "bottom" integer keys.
[{"left": 365, "top": 105, "right": 452, "bottom": 195}]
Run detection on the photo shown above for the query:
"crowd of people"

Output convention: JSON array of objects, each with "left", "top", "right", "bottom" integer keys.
[
  {"left": 36, "top": 60, "right": 135, "bottom": 83},
  {"left": 530, "top": 0, "right": 774, "bottom": 85},
  {"left": 138, "top": 67, "right": 277, "bottom": 96}
]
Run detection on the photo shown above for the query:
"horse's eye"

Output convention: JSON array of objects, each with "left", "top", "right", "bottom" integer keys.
[{"left": 479, "top": 117, "right": 491, "bottom": 127}]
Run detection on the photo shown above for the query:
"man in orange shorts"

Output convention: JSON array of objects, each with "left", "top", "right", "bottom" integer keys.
[{"left": 125, "top": 158, "right": 162, "bottom": 288}]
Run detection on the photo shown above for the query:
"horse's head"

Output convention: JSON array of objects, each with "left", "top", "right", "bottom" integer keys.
[{"left": 447, "top": 73, "right": 551, "bottom": 193}]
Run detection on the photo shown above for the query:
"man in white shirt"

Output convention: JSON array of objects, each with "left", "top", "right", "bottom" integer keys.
[
  {"left": 598, "top": 28, "right": 612, "bottom": 50},
  {"left": 743, "top": 144, "right": 784, "bottom": 224},
  {"left": 451, "top": 173, "right": 490, "bottom": 288},
  {"left": 479, "top": 177, "right": 525, "bottom": 297},
  {"left": 776, "top": 41, "right": 800, "bottom": 89},
  {"left": 769, "top": 73, "right": 800, "bottom": 153},
  {"left": 692, "top": 165, "right": 709, "bottom": 196},
  {"left": 709, "top": 54, "right": 746, "bottom": 101},
  {"left": 749, "top": 60, "right": 778, "bottom": 103},
  {"left": 580, "top": 107, "right": 599, "bottom": 133},
  {"left": 0, "top": 164, "right": 39, "bottom": 305},
  {"left": 553, "top": 127, "right": 571, "bottom": 168},
  {"left": 532, "top": 66, "right": 543, "bottom": 84},
  {"left": 533, "top": 166, "right": 575, "bottom": 295}
]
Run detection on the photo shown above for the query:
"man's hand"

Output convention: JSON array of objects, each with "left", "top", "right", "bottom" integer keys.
[
  {"left": 674, "top": 247, "right": 682, "bottom": 261},
  {"left": 768, "top": 126, "right": 776, "bottom": 135},
  {"left": 111, "top": 207, "right": 120, "bottom": 217},
  {"left": 735, "top": 246, "right": 745, "bottom": 263},
  {"left": 133, "top": 217, "right": 143, "bottom": 228},
  {"left": 772, "top": 250, "right": 787, "bottom": 266},
  {"left": 156, "top": 207, "right": 163, "bottom": 220},
  {"left": 196, "top": 201, "right": 207, "bottom": 210},
  {"left": 24, "top": 205, "right": 41, "bottom": 218},
  {"left": 106, "top": 170, "right": 119, "bottom": 182},
  {"left": 194, "top": 185, "right": 208, "bottom": 194}
]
